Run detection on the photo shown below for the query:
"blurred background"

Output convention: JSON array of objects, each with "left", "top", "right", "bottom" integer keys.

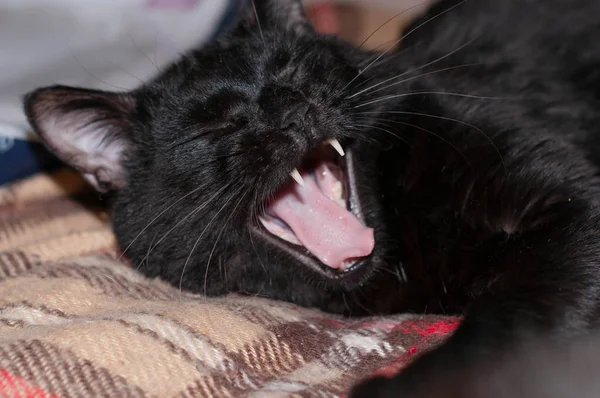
[{"left": 0, "top": 0, "right": 429, "bottom": 186}]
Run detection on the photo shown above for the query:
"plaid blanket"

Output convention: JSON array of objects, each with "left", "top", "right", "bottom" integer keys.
[{"left": 0, "top": 169, "right": 457, "bottom": 398}]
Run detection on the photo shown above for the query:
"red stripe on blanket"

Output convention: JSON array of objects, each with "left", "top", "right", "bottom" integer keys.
[
  {"left": 370, "top": 319, "right": 461, "bottom": 378},
  {"left": 398, "top": 318, "right": 461, "bottom": 336},
  {"left": 0, "top": 369, "right": 60, "bottom": 398}
]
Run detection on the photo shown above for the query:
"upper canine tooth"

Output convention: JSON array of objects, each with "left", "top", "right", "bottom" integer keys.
[
  {"left": 328, "top": 138, "right": 345, "bottom": 156},
  {"left": 290, "top": 168, "right": 305, "bottom": 186}
]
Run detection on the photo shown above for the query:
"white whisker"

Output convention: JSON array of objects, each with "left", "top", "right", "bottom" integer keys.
[
  {"left": 342, "top": 0, "right": 469, "bottom": 92},
  {"left": 364, "top": 63, "right": 484, "bottom": 98},
  {"left": 178, "top": 186, "right": 243, "bottom": 297},
  {"left": 353, "top": 91, "right": 506, "bottom": 109},
  {"left": 347, "top": 38, "right": 480, "bottom": 100},
  {"left": 358, "top": 116, "right": 471, "bottom": 164},
  {"left": 358, "top": 110, "right": 506, "bottom": 172},
  {"left": 357, "top": 1, "right": 430, "bottom": 49},
  {"left": 135, "top": 184, "right": 229, "bottom": 269},
  {"left": 352, "top": 123, "right": 412, "bottom": 147},
  {"left": 250, "top": 188, "right": 268, "bottom": 274},
  {"left": 118, "top": 185, "right": 204, "bottom": 261},
  {"left": 252, "top": 0, "right": 265, "bottom": 43},
  {"left": 202, "top": 190, "right": 249, "bottom": 297}
]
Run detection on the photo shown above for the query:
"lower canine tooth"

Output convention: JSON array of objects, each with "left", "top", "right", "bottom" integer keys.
[
  {"left": 328, "top": 138, "right": 345, "bottom": 156},
  {"left": 290, "top": 168, "right": 305, "bottom": 186}
]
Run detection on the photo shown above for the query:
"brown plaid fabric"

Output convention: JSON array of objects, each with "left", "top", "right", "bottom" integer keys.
[{"left": 0, "top": 169, "right": 457, "bottom": 398}]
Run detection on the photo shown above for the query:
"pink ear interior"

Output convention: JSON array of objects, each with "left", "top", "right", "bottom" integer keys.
[{"left": 25, "top": 86, "right": 136, "bottom": 192}]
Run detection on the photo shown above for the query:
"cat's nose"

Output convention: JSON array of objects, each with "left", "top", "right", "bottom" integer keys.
[{"left": 280, "top": 102, "right": 310, "bottom": 131}]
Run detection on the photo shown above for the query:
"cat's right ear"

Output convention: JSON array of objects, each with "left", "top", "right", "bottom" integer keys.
[{"left": 23, "top": 86, "right": 136, "bottom": 193}]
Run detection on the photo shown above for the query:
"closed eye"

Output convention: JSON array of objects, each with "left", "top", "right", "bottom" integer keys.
[
  {"left": 168, "top": 120, "right": 245, "bottom": 150},
  {"left": 168, "top": 126, "right": 213, "bottom": 150}
]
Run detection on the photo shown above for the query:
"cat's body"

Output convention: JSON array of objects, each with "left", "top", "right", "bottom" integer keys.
[{"left": 23, "top": 0, "right": 600, "bottom": 395}]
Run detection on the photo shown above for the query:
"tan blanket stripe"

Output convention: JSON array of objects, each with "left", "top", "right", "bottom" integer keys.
[
  {"left": 1, "top": 340, "right": 150, "bottom": 398},
  {"left": 0, "top": 170, "right": 456, "bottom": 398}
]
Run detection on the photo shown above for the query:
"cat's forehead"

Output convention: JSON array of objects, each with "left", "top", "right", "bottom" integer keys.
[
  {"left": 150, "top": 37, "right": 338, "bottom": 94},
  {"left": 201, "top": 36, "right": 323, "bottom": 76},
  {"left": 138, "top": 32, "right": 370, "bottom": 123},
  {"left": 207, "top": 33, "right": 359, "bottom": 74}
]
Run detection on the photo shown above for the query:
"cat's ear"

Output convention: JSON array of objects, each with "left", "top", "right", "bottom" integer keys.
[
  {"left": 236, "top": 0, "right": 313, "bottom": 36},
  {"left": 23, "top": 85, "right": 136, "bottom": 192}
]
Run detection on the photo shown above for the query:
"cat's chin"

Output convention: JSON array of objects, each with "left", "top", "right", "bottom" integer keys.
[{"left": 252, "top": 140, "right": 377, "bottom": 283}]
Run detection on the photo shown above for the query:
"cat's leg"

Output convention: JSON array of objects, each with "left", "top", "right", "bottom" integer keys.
[{"left": 351, "top": 166, "right": 600, "bottom": 397}]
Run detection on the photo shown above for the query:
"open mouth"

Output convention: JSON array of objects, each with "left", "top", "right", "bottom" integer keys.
[{"left": 257, "top": 139, "right": 375, "bottom": 275}]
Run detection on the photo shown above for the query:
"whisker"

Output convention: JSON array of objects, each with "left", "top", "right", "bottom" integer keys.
[
  {"left": 374, "top": 265, "right": 398, "bottom": 278},
  {"left": 342, "top": 292, "right": 352, "bottom": 316},
  {"left": 342, "top": 0, "right": 469, "bottom": 91},
  {"left": 107, "top": 61, "right": 145, "bottom": 84},
  {"left": 274, "top": 0, "right": 282, "bottom": 39},
  {"left": 142, "top": 232, "right": 159, "bottom": 271},
  {"left": 342, "top": 125, "right": 379, "bottom": 145},
  {"left": 353, "top": 118, "right": 410, "bottom": 146},
  {"left": 126, "top": 30, "right": 160, "bottom": 72},
  {"left": 118, "top": 185, "right": 204, "bottom": 261},
  {"left": 358, "top": 116, "right": 471, "bottom": 165},
  {"left": 363, "top": 63, "right": 484, "bottom": 98},
  {"left": 201, "top": 190, "right": 249, "bottom": 298},
  {"left": 353, "top": 49, "right": 413, "bottom": 92},
  {"left": 353, "top": 91, "right": 507, "bottom": 109},
  {"left": 252, "top": 0, "right": 265, "bottom": 44},
  {"left": 249, "top": 188, "right": 268, "bottom": 274},
  {"left": 365, "top": 39, "right": 409, "bottom": 54},
  {"left": 357, "top": 1, "right": 430, "bottom": 49},
  {"left": 66, "top": 41, "right": 128, "bottom": 91},
  {"left": 136, "top": 184, "right": 230, "bottom": 269},
  {"left": 351, "top": 291, "right": 374, "bottom": 315},
  {"left": 347, "top": 38, "right": 480, "bottom": 100},
  {"left": 360, "top": 44, "right": 417, "bottom": 72},
  {"left": 359, "top": 110, "right": 506, "bottom": 172},
  {"left": 351, "top": 122, "right": 412, "bottom": 147},
  {"left": 351, "top": 45, "right": 425, "bottom": 93},
  {"left": 178, "top": 186, "right": 242, "bottom": 297}
]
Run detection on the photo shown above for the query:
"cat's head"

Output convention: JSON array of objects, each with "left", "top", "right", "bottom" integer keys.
[{"left": 23, "top": 0, "right": 400, "bottom": 312}]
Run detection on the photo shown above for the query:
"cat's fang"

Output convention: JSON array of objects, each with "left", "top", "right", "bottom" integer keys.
[
  {"left": 328, "top": 138, "right": 345, "bottom": 157},
  {"left": 290, "top": 168, "right": 305, "bottom": 186}
]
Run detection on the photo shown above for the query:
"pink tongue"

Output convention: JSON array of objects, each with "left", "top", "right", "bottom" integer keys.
[{"left": 269, "top": 168, "right": 375, "bottom": 269}]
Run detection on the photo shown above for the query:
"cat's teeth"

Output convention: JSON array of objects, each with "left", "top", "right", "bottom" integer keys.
[
  {"left": 332, "top": 181, "right": 345, "bottom": 207},
  {"left": 290, "top": 168, "right": 305, "bottom": 186},
  {"left": 328, "top": 138, "right": 345, "bottom": 157}
]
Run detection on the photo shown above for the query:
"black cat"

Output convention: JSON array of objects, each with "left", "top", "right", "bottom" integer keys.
[
  {"left": 387, "top": 333, "right": 600, "bottom": 398},
  {"left": 23, "top": 0, "right": 600, "bottom": 395}
]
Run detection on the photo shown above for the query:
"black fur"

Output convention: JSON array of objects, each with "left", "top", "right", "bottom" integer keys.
[
  {"left": 354, "top": 333, "right": 600, "bottom": 398},
  {"left": 23, "top": 0, "right": 600, "bottom": 395}
]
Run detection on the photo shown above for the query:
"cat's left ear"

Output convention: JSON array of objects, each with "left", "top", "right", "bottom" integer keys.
[
  {"left": 23, "top": 85, "right": 136, "bottom": 192},
  {"left": 237, "top": 0, "right": 313, "bottom": 36}
]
